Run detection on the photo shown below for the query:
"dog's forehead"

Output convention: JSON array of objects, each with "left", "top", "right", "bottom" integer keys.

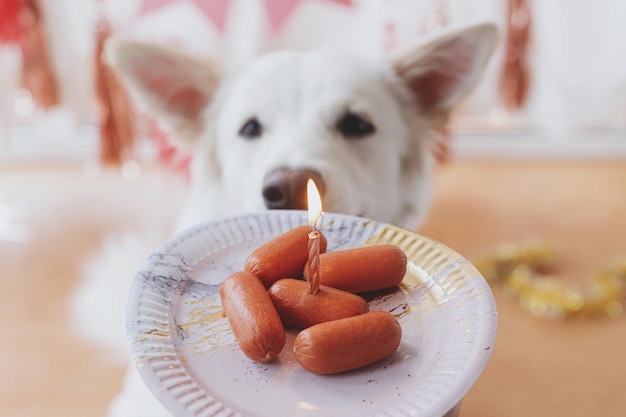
[{"left": 230, "top": 49, "right": 392, "bottom": 97}]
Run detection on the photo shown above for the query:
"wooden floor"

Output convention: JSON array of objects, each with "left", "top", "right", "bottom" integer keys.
[
  {"left": 1, "top": 158, "right": 625, "bottom": 417},
  {"left": 420, "top": 159, "right": 626, "bottom": 417}
]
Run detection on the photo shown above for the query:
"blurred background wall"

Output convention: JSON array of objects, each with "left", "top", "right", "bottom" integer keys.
[{"left": 1, "top": 0, "right": 625, "bottom": 165}]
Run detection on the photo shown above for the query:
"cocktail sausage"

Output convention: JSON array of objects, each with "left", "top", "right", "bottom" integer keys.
[
  {"left": 220, "top": 271, "right": 285, "bottom": 362},
  {"left": 268, "top": 278, "right": 368, "bottom": 329},
  {"left": 303, "top": 245, "right": 407, "bottom": 293},
  {"left": 245, "top": 225, "right": 328, "bottom": 287},
  {"left": 293, "top": 311, "right": 402, "bottom": 374}
]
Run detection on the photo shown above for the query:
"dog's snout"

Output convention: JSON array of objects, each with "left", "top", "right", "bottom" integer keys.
[{"left": 262, "top": 167, "right": 325, "bottom": 210}]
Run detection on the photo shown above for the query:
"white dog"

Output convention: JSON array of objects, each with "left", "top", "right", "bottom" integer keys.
[{"left": 77, "top": 23, "right": 496, "bottom": 417}]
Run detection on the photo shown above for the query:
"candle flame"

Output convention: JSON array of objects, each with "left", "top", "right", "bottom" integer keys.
[{"left": 307, "top": 179, "right": 323, "bottom": 228}]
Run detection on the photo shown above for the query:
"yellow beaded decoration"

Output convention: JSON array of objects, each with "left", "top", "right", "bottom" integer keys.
[{"left": 473, "top": 240, "right": 626, "bottom": 319}]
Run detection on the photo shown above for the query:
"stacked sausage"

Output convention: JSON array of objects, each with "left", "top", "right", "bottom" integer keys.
[{"left": 219, "top": 225, "right": 407, "bottom": 375}]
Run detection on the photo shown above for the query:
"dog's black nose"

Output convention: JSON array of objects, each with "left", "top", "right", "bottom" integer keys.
[{"left": 262, "top": 167, "right": 325, "bottom": 210}]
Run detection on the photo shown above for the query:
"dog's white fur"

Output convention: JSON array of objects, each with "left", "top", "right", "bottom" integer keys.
[{"left": 75, "top": 23, "right": 496, "bottom": 417}]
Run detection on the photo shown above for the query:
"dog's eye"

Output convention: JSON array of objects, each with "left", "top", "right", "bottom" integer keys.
[
  {"left": 336, "top": 112, "right": 375, "bottom": 139},
  {"left": 239, "top": 117, "right": 263, "bottom": 139}
]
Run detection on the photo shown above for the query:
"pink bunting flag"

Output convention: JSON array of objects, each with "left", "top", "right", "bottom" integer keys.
[
  {"left": 139, "top": 0, "right": 353, "bottom": 36},
  {"left": 263, "top": 0, "right": 301, "bottom": 34},
  {"left": 139, "top": 0, "right": 231, "bottom": 33},
  {"left": 263, "top": 0, "right": 353, "bottom": 34},
  {"left": 139, "top": 0, "right": 171, "bottom": 14}
]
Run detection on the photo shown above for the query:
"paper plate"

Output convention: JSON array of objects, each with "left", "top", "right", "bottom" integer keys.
[{"left": 126, "top": 211, "right": 497, "bottom": 417}]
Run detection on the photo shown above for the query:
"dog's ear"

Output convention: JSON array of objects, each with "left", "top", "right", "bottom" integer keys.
[
  {"left": 390, "top": 23, "right": 497, "bottom": 125},
  {"left": 105, "top": 39, "right": 221, "bottom": 146}
]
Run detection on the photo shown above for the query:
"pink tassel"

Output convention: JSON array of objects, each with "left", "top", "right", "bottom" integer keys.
[
  {"left": 499, "top": 0, "right": 532, "bottom": 110},
  {"left": 94, "top": 6, "right": 135, "bottom": 166},
  {"left": 0, "top": 0, "right": 21, "bottom": 44},
  {"left": 18, "top": 0, "right": 60, "bottom": 110}
]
